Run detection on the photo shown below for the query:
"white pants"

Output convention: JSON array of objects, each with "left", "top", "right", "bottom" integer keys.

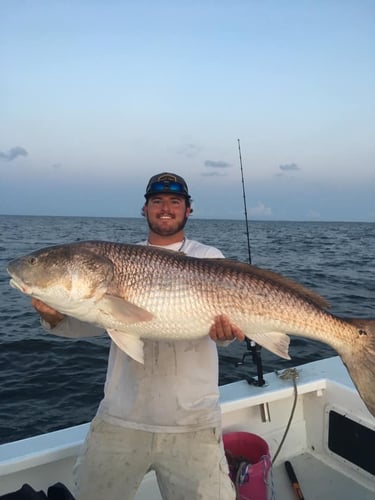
[{"left": 73, "top": 418, "right": 236, "bottom": 500}]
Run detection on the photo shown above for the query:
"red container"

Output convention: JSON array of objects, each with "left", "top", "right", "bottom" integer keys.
[{"left": 223, "top": 432, "right": 271, "bottom": 500}]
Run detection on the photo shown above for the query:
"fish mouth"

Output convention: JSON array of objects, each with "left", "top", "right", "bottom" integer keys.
[{"left": 9, "top": 277, "right": 30, "bottom": 295}]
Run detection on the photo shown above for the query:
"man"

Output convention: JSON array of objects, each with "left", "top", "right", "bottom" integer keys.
[{"left": 32, "top": 172, "right": 244, "bottom": 500}]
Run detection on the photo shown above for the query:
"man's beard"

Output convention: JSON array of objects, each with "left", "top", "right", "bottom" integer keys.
[{"left": 147, "top": 215, "right": 189, "bottom": 237}]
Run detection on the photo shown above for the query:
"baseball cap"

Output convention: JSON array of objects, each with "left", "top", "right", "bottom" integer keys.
[{"left": 144, "top": 172, "right": 190, "bottom": 199}]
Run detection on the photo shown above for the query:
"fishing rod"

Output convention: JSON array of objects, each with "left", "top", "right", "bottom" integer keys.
[
  {"left": 236, "top": 140, "right": 269, "bottom": 422},
  {"left": 237, "top": 139, "right": 252, "bottom": 265}
]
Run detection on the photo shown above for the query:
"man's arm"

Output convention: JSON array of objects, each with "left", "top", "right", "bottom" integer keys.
[{"left": 31, "top": 298, "right": 65, "bottom": 328}]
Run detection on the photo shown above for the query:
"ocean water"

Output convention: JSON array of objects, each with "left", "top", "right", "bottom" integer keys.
[{"left": 0, "top": 215, "right": 374, "bottom": 444}]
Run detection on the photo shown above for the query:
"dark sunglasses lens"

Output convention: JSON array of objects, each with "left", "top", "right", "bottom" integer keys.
[
  {"left": 149, "top": 182, "right": 165, "bottom": 192},
  {"left": 168, "top": 182, "right": 184, "bottom": 192},
  {"left": 150, "top": 182, "right": 185, "bottom": 193}
]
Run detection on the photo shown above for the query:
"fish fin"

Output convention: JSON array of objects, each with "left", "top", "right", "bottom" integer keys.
[
  {"left": 98, "top": 295, "right": 154, "bottom": 323},
  {"left": 339, "top": 318, "right": 375, "bottom": 417},
  {"left": 206, "top": 258, "right": 330, "bottom": 309},
  {"left": 246, "top": 331, "right": 291, "bottom": 360},
  {"left": 107, "top": 329, "right": 145, "bottom": 364}
]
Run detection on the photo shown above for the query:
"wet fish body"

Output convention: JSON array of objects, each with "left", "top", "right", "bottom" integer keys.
[{"left": 7, "top": 240, "right": 375, "bottom": 417}]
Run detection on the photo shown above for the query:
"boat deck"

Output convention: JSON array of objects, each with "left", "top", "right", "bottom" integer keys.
[
  {"left": 271, "top": 452, "right": 374, "bottom": 500},
  {"left": 132, "top": 450, "right": 375, "bottom": 499},
  {"left": 1, "top": 357, "right": 374, "bottom": 499}
]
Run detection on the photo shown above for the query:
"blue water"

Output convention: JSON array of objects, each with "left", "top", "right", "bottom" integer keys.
[{"left": 0, "top": 215, "right": 374, "bottom": 444}]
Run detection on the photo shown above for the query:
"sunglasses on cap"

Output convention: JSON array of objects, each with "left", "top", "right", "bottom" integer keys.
[{"left": 146, "top": 181, "right": 189, "bottom": 197}]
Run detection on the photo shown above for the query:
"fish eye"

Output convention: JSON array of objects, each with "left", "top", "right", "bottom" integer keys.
[{"left": 28, "top": 256, "right": 38, "bottom": 265}]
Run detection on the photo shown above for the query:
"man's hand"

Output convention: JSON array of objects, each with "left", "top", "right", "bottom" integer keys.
[
  {"left": 209, "top": 314, "right": 245, "bottom": 342},
  {"left": 31, "top": 298, "right": 65, "bottom": 329}
]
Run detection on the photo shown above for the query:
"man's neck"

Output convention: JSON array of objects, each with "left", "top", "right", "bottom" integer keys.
[{"left": 147, "top": 232, "right": 186, "bottom": 246}]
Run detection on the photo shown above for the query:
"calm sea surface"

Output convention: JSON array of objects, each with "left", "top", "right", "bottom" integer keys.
[{"left": 0, "top": 215, "right": 374, "bottom": 444}]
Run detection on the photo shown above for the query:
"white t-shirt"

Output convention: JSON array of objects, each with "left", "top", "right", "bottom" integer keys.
[{"left": 49, "top": 238, "right": 225, "bottom": 432}]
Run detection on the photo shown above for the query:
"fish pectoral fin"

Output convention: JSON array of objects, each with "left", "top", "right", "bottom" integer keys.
[
  {"left": 246, "top": 331, "right": 291, "bottom": 360},
  {"left": 98, "top": 295, "right": 154, "bottom": 324},
  {"left": 107, "top": 329, "right": 145, "bottom": 364}
]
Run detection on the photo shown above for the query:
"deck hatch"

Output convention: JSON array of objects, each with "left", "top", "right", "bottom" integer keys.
[{"left": 328, "top": 410, "right": 374, "bottom": 475}]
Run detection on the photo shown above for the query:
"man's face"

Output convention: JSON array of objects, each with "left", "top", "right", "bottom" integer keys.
[{"left": 144, "top": 193, "right": 191, "bottom": 237}]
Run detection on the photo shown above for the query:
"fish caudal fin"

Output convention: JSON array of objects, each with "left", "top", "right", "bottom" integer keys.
[
  {"left": 340, "top": 319, "right": 375, "bottom": 417},
  {"left": 107, "top": 329, "right": 145, "bottom": 364}
]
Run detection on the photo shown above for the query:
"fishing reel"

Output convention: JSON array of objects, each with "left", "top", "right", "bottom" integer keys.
[
  {"left": 236, "top": 339, "right": 266, "bottom": 387},
  {"left": 236, "top": 339, "right": 271, "bottom": 423}
]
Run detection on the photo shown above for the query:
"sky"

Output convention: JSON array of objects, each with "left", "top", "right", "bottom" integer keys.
[{"left": 1, "top": 0, "right": 374, "bottom": 221}]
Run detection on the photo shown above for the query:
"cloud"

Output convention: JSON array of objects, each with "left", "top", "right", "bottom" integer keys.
[
  {"left": 204, "top": 160, "right": 231, "bottom": 168},
  {"left": 248, "top": 202, "right": 272, "bottom": 217},
  {"left": 201, "top": 171, "right": 226, "bottom": 177},
  {"left": 279, "top": 163, "right": 300, "bottom": 172},
  {"left": 177, "top": 143, "right": 201, "bottom": 158},
  {"left": 0, "top": 146, "right": 28, "bottom": 161}
]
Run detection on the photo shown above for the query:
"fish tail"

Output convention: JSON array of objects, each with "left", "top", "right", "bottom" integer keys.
[{"left": 340, "top": 319, "right": 375, "bottom": 417}]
